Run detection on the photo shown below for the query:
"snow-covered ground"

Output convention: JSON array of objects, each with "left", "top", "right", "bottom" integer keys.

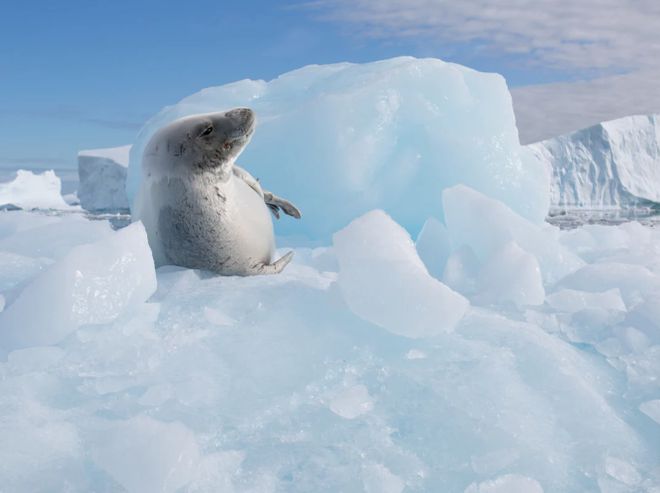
[
  {"left": 529, "top": 114, "right": 660, "bottom": 210},
  {"left": 0, "top": 56, "right": 659, "bottom": 492}
]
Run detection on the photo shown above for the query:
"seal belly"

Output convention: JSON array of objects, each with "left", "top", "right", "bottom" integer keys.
[
  {"left": 155, "top": 175, "right": 275, "bottom": 274},
  {"left": 223, "top": 177, "right": 276, "bottom": 266}
]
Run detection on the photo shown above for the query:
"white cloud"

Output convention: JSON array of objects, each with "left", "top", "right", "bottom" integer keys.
[
  {"left": 305, "top": 0, "right": 660, "bottom": 74},
  {"left": 513, "top": 70, "right": 660, "bottom": 143},
  {"left": 304, "top": 0, "right": 660, "bottom": 139}
]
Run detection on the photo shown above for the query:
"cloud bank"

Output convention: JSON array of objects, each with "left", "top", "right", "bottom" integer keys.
[{"left": 304, "top": 0, "right": 660, "bottom": 140}]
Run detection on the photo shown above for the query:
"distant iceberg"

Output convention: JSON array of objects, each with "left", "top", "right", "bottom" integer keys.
[
  {"left": 528, "top": 114, "right": 660, "bottom": 209},
  {"left": 127, "top": 57, "right": 550, "bottom": 239},
  {"left": 78, "top": 145, "right": 131, "bottom": 212},
  {"left": 0, "top": 170, "right": 73, "bottom": 211}
]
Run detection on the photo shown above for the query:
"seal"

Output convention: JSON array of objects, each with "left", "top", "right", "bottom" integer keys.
[{"left": 133, "top": 108, "right": 301, "bottom": 275}]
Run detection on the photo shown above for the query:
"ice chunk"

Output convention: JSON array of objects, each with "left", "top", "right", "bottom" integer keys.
[
  {"left": 0, "top": 170, "right": 73, "bottom": 210},
  {"left": 415, "top": 216, "right": 451, "bottom": 280},
  {"left": 546, "top": 288, "right": 626, "bottom": 313},
  {"left": 333, "top": 210, "right": 468, "bottom": 337},
  {"left": 78, "top": 145, "right": 131, "bottom": 211},
  {"left": 128, "top": 57, "right": 550, "bottom": 239},
  {"left": 604, "top": 456, "right": 641, "bottom": 486},
  {"left": 556, "top": 262, "right": 660, "bottom": 306},
  {"left": 639, "top": 400, "right": 660, "bottom": 425},
  {"left": 477, "top": 241, "right": 545, "bottom": 307},
  {"left": 0, "top": 222, "right": 156, "bottom": 351},
  {"left": 362, "top": 464, "right": 405, "bottom": 493},
  {"left": 329, "top": 384, "right": 374, "bottom": 419},
  {"left": 528, "top": 114, "right": 660, "bottom": 208},
  {"left": 405, "top": 349, "right": 427, "bottom": 360},
  {"left": 91, "top": 416, "right": 200, "bottom": 493},
  {"left": 465, "top": 474, "right": 543, "bottom": 493},
  {"left": 0, "top": 212, "right": 113, "bottom": 261},
  {"left": 442, "top": 245, "right": 481, "bottom": 295},
  {"left": 443, "top": 185, "right": 583, "bottom": 283}
]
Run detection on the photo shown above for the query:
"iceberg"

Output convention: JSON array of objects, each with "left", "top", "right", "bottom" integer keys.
[
  {"left": 127, "top": 57, "right": 549, "bottom": 239},
  {"left": 0, "top": 170, "right": 73, "bottom": 210},
  {"left": 78, "top": 145, "right": 131, "bottom": 211},
  {"left": 528, "top": 114, "right": 660, "bottom": 209}
]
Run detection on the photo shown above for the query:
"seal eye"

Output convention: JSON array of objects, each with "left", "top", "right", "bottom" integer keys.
[{"left": 200, "top": 126, "right": 213, "bottom": 137}]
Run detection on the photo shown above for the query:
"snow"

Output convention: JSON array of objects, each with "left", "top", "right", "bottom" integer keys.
[
  {"left": 528, "top": 114, "right": 660, "bottom": 209},
  {"left": 78, "top": 145, "right": 131, "bottom": 211},
  {"left": 0, "top": 169, "right": 73, "bottom": 210},
  {"left": 127, "top": 57, "right": 549, "bottom": 240}
]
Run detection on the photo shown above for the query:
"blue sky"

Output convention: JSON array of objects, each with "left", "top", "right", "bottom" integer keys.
[{"left": 2, "top": 0, "right": 659, "bottom": 170}]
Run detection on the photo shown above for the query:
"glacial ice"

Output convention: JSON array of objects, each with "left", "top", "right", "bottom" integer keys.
[
  {"left": 0, "top": 169, "right": 73, "bottom": 211},
  {"left": 127, "top": 57, "right": 550, "bottom": 239},
  {"left": 528, "top": 114, "right": 660, "bottom": 209},
  {"left": 78, "top": 145, "right": 131, "bottom": 211}
]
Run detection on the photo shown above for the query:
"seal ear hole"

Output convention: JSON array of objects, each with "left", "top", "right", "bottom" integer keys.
[
  {"left": 223, "top": 142, "right": 231, "bottom": 150},
  {"left": 199, "top": 125, "right": 214, "bottom": 137}
]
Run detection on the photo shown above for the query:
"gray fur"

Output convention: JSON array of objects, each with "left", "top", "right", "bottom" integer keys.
[{"left": 134, "top": 108, "right": 300, "bottom": 276}]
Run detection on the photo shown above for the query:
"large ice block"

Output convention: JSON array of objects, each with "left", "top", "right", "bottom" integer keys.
[
  {"left": 127, "top": 57, "right": 549, "bottom": 239},
  {"left": 78, "top": 145, "right": 131, "bottom": 211}
]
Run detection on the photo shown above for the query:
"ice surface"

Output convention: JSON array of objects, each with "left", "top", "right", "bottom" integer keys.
[
  {"left": 127, "top": 57, "right": 549, "bottom": 239},
  {"left": 78, "top": 145, "right": 131, "bottom": 211},
  {"left": 528, "top": 114, "right": 660, "bottom": 209},
  {"left": 333, "top": 210, "right": 469, "bottom": 337},
  {"left": 1, "top": 190, "right": 660, "bottom": 490},
  {"left": 0, "top": 170, "right": 73, "bottom": 210},
  {"left": 0, "top": 222, "right": 156, "bottom": 352}
]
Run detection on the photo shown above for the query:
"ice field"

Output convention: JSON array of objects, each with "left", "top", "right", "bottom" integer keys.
[
  {"left": 0, "top": 57, "right": 659, "bottom": 492},
  {"left": 0, "top": 193, "right": 659, "bottom": 492}
]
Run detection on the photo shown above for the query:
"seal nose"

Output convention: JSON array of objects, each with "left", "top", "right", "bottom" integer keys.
[{"left": 225, "top": 107, "right": 255, "bottom": 125}]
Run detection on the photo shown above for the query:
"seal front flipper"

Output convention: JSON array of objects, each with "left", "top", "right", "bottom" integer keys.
[
  {"left": 263, "top": 192, "right": 301, "bottom": 219},
  {"left": 254, "top": 251, "right": 294, "bottom": 275},
  {"left": 232, "top": 165, "right": 264, "bottom": 198}
]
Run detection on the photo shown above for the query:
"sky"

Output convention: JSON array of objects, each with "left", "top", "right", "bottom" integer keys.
[{"left": 2, "top": 0, "right": 660, "bottom": 171}]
